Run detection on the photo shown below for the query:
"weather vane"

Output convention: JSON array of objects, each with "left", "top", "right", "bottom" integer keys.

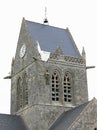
[
  {"left": 43, "top": 7, "right": 49, "bottom": 24},
  {"left": 45, "top": 7, "right": 47, "bottom": 18}
]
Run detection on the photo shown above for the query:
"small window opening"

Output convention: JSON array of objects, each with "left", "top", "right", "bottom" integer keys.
[
  {"left": 51, "top": 71, "right": 60, "bottom": 101},
  {"left": 63, "top": 72, "right": 72, "bottom": 102}
]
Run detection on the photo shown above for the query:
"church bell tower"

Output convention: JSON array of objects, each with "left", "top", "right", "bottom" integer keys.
[{"left": 11, "top": 18, "right": 88, "bottom": 130}]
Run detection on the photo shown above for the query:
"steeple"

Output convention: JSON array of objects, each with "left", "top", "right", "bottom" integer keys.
[
  {"left": 11, "top": 18, "right": 89, "bottom": 130},
  {"left": 43, "top": 7, "right": 49, "bottom": 24}
]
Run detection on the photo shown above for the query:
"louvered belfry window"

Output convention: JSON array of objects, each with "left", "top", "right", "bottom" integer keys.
[
  {"left": 51, "top": 71, "right": 60, "bottom": 101},
  {"left": 17, "top": 73, "right": 28, "bottom": 111},
  {"left": 17, "top": 77, "right": 23, "bottom": 110},
  {"left": 63, "top": 72, "right": 72, "bottom": 102},
  {"left": 23, "top": 73, "right": 28, "bottom": 107}
]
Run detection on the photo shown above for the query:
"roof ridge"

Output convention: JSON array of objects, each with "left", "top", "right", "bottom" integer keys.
[
  {"left": 0, "top": 113, "right": 10, "bottom": 116},
  {"left": 26, "top": 19, "right": 67, "bottom": 31},
  {"left": 68, "top": 99, "right": 96, "bottom": 129},
  {"left": 0, "top": 113, "right": 18, "bottom": 116},
  {"left": 49, "top": 102, "right": 89, "bottom": 130}
]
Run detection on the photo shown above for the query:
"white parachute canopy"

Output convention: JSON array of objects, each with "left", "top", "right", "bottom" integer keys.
[{"left": 37, "top": 41, "right": 50, "bottom": 61}]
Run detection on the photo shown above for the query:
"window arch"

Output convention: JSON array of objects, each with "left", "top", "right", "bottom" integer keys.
[
  {"left": 63, "top": 72, "right": 72, "bottom": 102},
  {"left": 17, "top": 77, "right": 23, "bottom": 110},
  {"left": 23, "top": 73, "right": 28, "bottom": 107},
  {"left": 51, "top": 71, "right": 60, "bottom": 101}
]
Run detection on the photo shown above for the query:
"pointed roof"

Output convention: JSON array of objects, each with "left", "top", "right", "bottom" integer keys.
[
  {"left": 0, "top": 114, "right": 27, "bottom": 130},
  {"left": 49, "top": 101, "right": 89, "bottom": 130},
  {"left": 25, "top": 19, "right": 81, "bottom": 58}
]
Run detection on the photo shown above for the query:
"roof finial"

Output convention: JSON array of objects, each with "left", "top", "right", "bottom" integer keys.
[{"left": 43, "top": 7, "right": 49, "bottom": 24}]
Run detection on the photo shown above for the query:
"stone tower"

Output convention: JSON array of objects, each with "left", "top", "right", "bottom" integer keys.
[{"left": 11, "top": 18, "right": 88, "bottom": 130}]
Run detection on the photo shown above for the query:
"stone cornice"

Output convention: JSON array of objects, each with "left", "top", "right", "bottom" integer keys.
[{"left": 49, "top": 54, "right": 85, "bottom": 65}]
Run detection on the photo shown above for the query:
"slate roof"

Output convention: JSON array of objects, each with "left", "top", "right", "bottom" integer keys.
[
  {"left": 26, "top": 20, "right": 81, "bottom": 58},
  {"left": 49, "top": 102, "right": 89, "bottom": 130},
  {"left": 0, "top": 114, "right": 27, "bottom": 130}
]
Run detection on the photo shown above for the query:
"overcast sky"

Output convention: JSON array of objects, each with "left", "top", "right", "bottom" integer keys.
[{"left": 0, "top": 0, "right": 97, "bottom": 114}]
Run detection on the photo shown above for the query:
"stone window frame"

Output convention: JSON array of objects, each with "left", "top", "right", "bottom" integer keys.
[
  {"left": 16, "top": 72, "right": 28, "bottom": 111},
  {"left": 17, "top": 77, "right": 23, "bottom": 110},
  {"left": 22, "top": 73, "right": 28, "bottom": 107},
  {"left": 50, "top": 67, "right": 73, "bottom": 103},
  {"left": 63, "top": 71, "right": 72, "bottom": 102},
  {"left": 51, "top": 70, "right": 60, "bottom": 101}
]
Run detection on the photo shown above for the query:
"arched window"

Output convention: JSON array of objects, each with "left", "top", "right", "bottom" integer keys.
[
  {"left": 16, "top": 73, "right": 28, "bottom": 111},
  {"left": 23, "top": 73, "right": 28, "bottom": 107},
  {"left": 51, "top": 71, "right": 60, "bottom": 101},
  {"left": 94, "top": 128, "right": 97, "bottom": 130},
  {"left": 17, "top": 77, "right": 23, "bottom": 110},
  {"left": 63, "top": 72, "right": 72, "bottom": 102}
]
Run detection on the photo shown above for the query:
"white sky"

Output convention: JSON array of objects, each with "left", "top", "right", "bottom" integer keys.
[{"left": 0, "top": 0, "right": 97, "bottom": 114}]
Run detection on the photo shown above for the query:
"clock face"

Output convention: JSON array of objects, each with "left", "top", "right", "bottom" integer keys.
[{"left": 19, "top": 44, "right": 26, "bottom": 58}]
